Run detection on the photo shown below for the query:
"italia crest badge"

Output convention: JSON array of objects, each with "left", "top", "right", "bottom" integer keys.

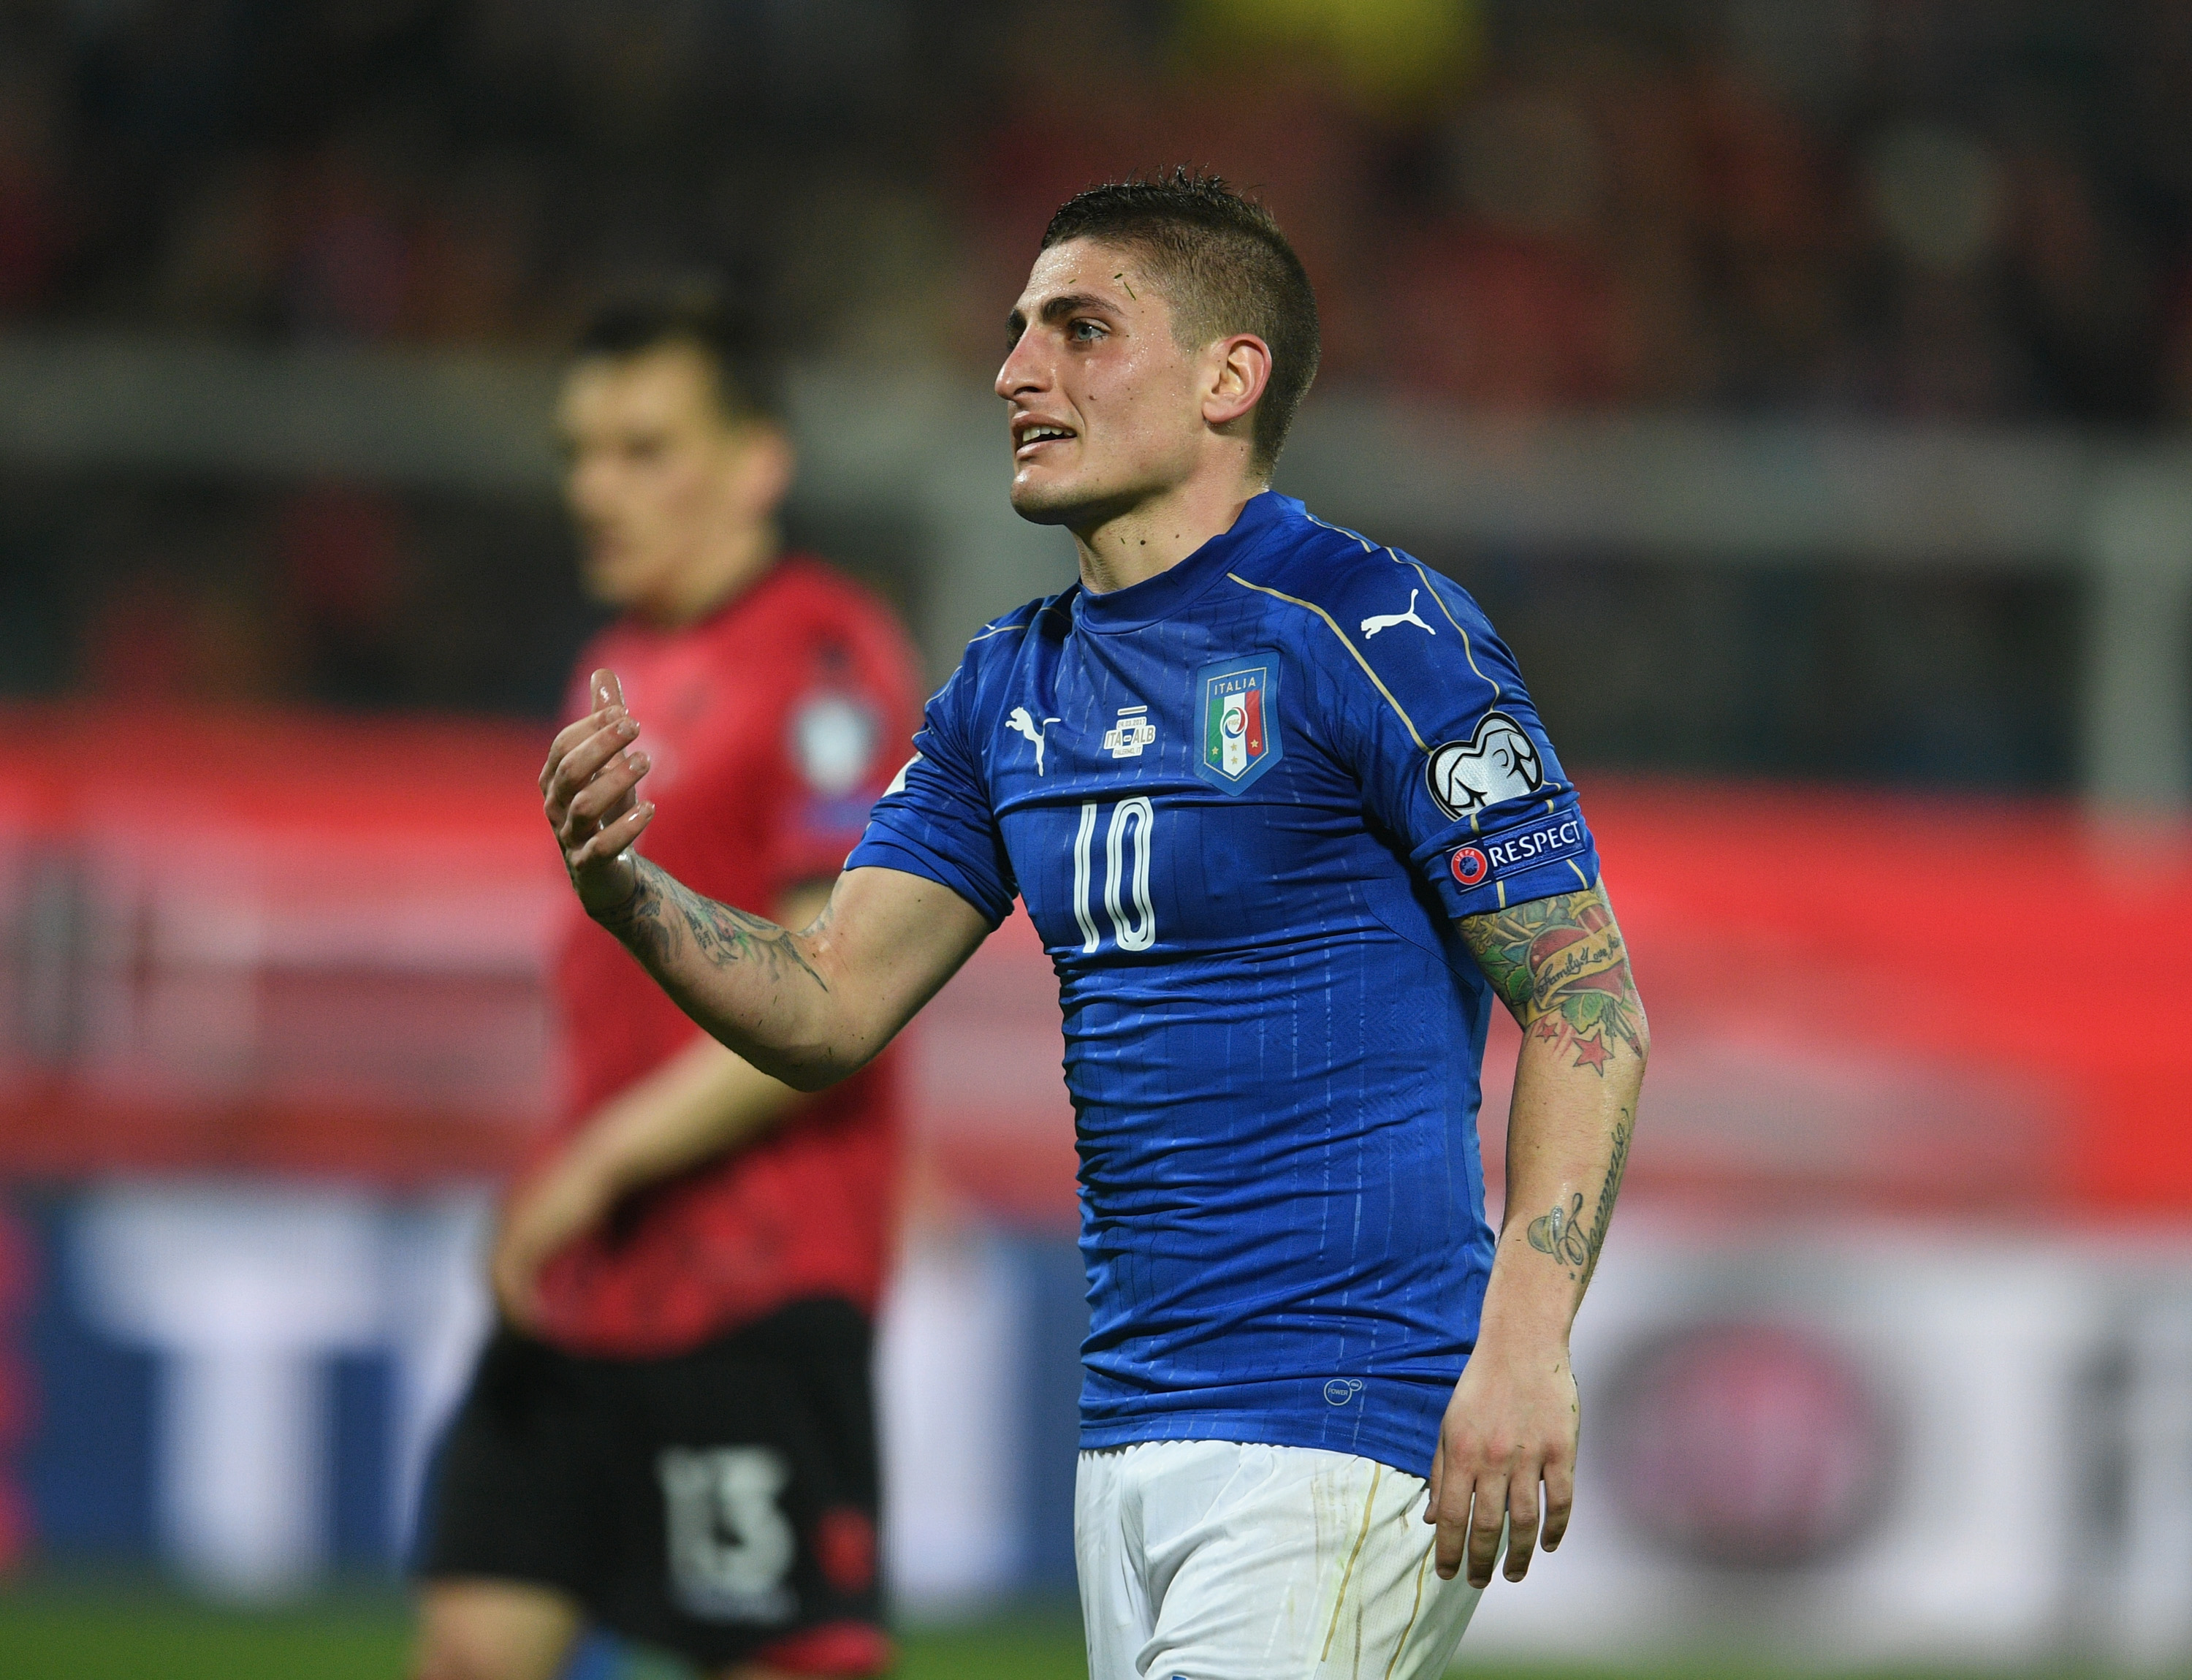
[{"left": 1194, "top": 655, "right": 1284, "bottom": 794}]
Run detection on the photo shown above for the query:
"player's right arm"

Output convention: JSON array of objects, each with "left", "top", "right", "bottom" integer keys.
[{"left": 542, "top": 671, "right": 992, "bottom": 1090}]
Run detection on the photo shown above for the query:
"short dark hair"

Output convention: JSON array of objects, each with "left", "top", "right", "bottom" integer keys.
[
  {"left": 1040, "top": 169, "right": 1320, "bottom": 474},
  {"left": 571, "top": 289, "right": 785, "bottom": 425}
]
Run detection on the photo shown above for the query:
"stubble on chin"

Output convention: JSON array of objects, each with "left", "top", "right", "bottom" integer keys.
[
  {"left": 1006, "top": 472, "right": 1092, "bottom": 528},
  {"left": 1009, "top": 458, "right": 1153, "bottom": 531}
]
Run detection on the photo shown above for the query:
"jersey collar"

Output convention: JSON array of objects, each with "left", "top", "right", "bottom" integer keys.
[{"left": 1073, "top": 490, "right": 1294, "bottom": 634}]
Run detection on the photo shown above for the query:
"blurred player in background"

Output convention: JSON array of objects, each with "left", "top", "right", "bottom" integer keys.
[
  {"left": 544, "top": 174, "right": 1648, "bottom": 1680},
  {"left": 414, "top": 296, "right": 920, "bottom": 1680}
]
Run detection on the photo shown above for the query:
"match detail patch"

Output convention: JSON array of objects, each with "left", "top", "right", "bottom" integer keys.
[{"left": 1447, "top": 813, "right": 1588, "bottom": 889}]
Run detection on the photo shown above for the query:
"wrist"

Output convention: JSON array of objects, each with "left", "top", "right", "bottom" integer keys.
[
  {"left": 587, "top": 856, "right": 651, "bottom": 929},
  {"left": 1475, "top": 1273, "right": 1577, "bottom": 1353},
  {"left": 1475, "top": 1317, "right": 1573, "bottom": 1359}
]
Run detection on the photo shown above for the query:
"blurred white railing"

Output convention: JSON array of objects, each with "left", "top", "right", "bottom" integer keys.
[{"left": 0, "top": 332, "right": 2185, "bottom": 807}]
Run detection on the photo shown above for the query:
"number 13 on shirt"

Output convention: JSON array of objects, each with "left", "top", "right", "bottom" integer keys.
[{"left": 1071, "top": 798, "right": 1157, "bottom": 954}]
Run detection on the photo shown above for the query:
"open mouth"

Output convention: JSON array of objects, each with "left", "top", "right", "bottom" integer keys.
[{"left": 1012, "top": 419, "right": 1077, "bottom": 458}]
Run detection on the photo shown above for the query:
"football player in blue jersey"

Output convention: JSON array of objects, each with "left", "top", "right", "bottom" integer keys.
[{"left": 542, "top": 170, "right": 1648, "bottom": 1680}]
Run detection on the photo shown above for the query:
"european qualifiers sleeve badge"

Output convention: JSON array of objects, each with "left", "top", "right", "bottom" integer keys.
[
  {"left": 1193, "top": 655, "right": 1283, "bottom": 794},
  {"left": 1426, "top": 710, "right": 1542, "bottom": 818}
]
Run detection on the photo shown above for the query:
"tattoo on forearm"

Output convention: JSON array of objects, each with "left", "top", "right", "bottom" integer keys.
[
  {"left": 600, "top": 859, "right": 830, "bottom": 994},
  {"left": 1582, "top": 1107, "right": 1632, "bottom": 1285},
  {"left": 1525, "top": 1107, "right": 1634, "bottom": 1285},
  {"left": 1527, "top": 1194, "right": 1591, "bottom": 1270},
  {"left": 1460, "top": 889, "right": 1646, "bottom": 1076}
]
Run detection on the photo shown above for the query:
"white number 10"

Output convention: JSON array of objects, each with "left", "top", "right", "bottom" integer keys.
[{"left": 1072, "top": 798, "right": 1156, "bottom": 954}]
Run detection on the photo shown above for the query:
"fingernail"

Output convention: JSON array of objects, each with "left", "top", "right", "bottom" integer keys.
[{"left": 615, "top": 717, "right": 638, "bottom": 738}]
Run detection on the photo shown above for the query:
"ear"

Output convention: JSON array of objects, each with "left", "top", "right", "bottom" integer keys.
[
  {"left": 1201, "top": 333, "right": 1274, "bottom": 433},
  {"left": 728, "top": 422, "right": 796, "bottom": 518}
]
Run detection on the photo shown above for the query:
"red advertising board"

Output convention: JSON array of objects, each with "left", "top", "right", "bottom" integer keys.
[{"left": 1, "top": 707, "right": 2185, "bottom": 1218}]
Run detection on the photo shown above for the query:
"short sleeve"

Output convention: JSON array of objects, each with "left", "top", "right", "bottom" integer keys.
[
  {"left": 1334, "top": 559, "right": 1600, "bottom": 919},
  {"left": 847, "top": 658, "right": 1016, "bottom": 928}
]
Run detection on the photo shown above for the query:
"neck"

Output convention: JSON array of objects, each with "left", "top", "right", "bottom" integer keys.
[
  {"left": 1070, "top": 474, "right": 1264, "bottom": 596},
  {"left": 636, "top": 521, "right": 780, "bottom": 628}
]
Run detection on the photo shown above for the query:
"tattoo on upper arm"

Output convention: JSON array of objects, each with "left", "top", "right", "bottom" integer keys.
[
  {"left": 1525, "top": 1107, "right": 1633, "bottom": 1285},
  {"left": 1458, "top": 888, "right": 1645, "bottom": 1076},
  {"left": 601, "top": 860, "right": 831, "bottom": 995}
]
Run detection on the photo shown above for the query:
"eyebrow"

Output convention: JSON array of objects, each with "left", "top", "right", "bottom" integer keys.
[{"left": 1006, "top": 291, "right": 1118, "bottom": 338}]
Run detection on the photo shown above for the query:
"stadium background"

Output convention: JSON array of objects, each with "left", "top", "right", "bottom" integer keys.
[{"left": 1, "top": 1, "right": 2191, "bottom": 1675}]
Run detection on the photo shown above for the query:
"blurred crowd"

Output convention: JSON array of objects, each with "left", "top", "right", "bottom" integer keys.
[
  {"left": 3, "top": 0, "right": 2191, "bottom": 421},
  {"left": 0, "top": 0, "right": 2176, "bottom": 787}
]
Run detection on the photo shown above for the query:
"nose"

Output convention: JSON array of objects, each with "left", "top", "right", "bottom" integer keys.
[{"left": 995, "top": 328, "right": 1049, "bottom": 402}]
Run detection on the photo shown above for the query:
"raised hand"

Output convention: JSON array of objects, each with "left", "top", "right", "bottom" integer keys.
[{"left": 541, "top": 667, "right": 658, "bottom": 919}]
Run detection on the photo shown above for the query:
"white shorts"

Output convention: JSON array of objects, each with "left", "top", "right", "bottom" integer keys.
[{"left": 1075, "top": 1439, "right": 1483, "bottom": 1680}]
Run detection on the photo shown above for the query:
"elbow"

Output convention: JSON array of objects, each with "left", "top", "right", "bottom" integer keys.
[
  {"left": 756, "top": 1033, "right": 881, "bottom": 1094},
  {"left": 779, "top": 1061, "right": 850, "bottom": 1095}
]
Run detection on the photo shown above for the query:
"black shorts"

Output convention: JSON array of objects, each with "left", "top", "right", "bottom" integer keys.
[{"left": 415, "top": 1296, "right": 887, "bottom": 1674}]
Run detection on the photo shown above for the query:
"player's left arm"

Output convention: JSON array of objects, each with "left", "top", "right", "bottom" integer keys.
[
  {"left": 491, "top": 881, "right": 833, "bottom": 1332},
  {"left": 1429, "top": 881, "right": 1648, "bottom": 1589}
]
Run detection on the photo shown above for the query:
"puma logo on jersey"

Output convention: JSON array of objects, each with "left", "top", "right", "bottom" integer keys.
[
  {"left": 1006, "top": 707, "right": 1061, "bottom": 775},
  {"left": 1360, "top": 589, "right": 1434, "bottom": 639}
]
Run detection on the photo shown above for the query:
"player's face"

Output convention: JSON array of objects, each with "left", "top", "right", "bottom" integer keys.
[
  {"left": 997, "top": 239, "right": 1209, "bottom": 526},
  {"left": 557, "top": 345, "right": 777, "bottom": 615}
]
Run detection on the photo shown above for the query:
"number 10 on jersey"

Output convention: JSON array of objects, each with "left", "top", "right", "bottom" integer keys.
[{"left": 1072, "top": 799, "right": 1156, "bottom": 954}]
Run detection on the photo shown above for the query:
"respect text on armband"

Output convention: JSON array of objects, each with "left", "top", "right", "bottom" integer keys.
[{"left": 1448, "top": 814, "right": 1588, "bottom": 888}]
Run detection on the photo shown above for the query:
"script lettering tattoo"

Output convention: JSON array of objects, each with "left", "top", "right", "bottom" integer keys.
[
  {"left": 1580, "top": 1108, "right": 1632, "bottom": 1287},
  {"left": 1458, "top": 888, "right": 1645, "bottom": 1076},
  {"left": 600, "top": 859, "right": 830, "bottom": 995},
  {"left": 1524, "top": 1109, "right": 1634, "bottom": 1284}
]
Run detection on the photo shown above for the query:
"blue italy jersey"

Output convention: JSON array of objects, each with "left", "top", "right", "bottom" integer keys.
[{"left": 848, "top": 492, "right": 1599, "bottom": 1474}]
